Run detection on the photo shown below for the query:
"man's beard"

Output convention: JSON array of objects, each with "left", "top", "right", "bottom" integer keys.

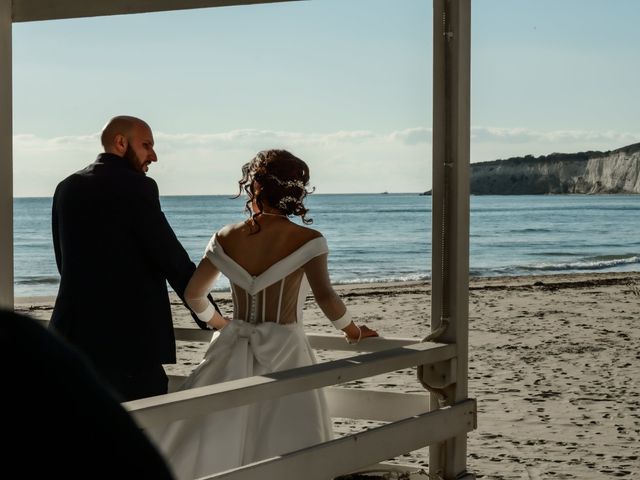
[{"left": 124, "top": 144, "right": 143, "bottom": 173}]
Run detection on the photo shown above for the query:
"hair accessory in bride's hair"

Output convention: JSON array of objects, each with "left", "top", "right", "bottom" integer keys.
[
  {"left": 265, "top": 174, "right": 305, "bottom": 189},
  {"left": 277, "top": 196, "right": 299, "bottom": 209}
]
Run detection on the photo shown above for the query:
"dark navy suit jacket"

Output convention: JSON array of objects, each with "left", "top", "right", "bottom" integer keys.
[{"left": 50, "top": 153, "right": 209, "bottom": 373}]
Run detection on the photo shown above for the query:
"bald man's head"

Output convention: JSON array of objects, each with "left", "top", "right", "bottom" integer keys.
[
  {"left": 101, "top": 116, "right": 157, "bottom": 174},
  {"left": 101, "top": 116, "right": 149, "bottom": 151}
]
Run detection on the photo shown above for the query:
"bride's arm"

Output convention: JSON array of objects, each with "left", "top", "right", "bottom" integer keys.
[
  {"left": 185, "top": 258, "right": 229, "bottom": 330},
  {"left": 304, "top": 253, "right": 377, "bottom": 343}
]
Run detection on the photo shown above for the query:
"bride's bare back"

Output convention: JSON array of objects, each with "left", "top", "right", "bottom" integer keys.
[{"left": 216, "top": 216, "right": 321, "bottom": 276}]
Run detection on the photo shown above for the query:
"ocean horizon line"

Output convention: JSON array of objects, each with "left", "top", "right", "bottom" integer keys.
[
  {"left": 15, "top": 192, "right": 640, "bottom": 200},
  {"left": 13, "top": 192, "right": 425, "bottom": 200}
]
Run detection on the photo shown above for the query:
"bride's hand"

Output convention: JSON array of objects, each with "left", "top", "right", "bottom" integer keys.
[
  {"left": 344, "top": 324, "right": 378, "bottom": 344},
  {"left": 358, "top": 325, "right": 378, "bottom": 339},
  {"left": 217, "top": 316, "right": 232, "bottom": 330},
  {"left": 209, "top": 312, "right": 232, "bottom": 331}
]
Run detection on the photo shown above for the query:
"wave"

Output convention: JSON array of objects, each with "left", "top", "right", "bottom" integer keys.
[
  {"left": 528, "top": 251, "right": 584, "bottom": 257},
  {"left": 519, "top": 254, "right": 640, "bottom": 273},
  {"left": 333, "top": 273, "right": 430, "bottom": 285},
  {"left": 203, "top": 273, "right": 432, "bottom": 292},
  {"left": 510, "top": 228, "right": 554, "bottom": 233},
  {"left": 16, "top": 276, "right": 59, "bottom": 285}
]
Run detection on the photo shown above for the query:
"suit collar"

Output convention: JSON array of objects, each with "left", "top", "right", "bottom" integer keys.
[{"left": 95, "top": 152, "right": 138, "bottom": 172}]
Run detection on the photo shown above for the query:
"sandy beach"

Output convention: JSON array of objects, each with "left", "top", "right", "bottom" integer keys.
[{"left": 16, "top": 272, "right": 640, "bottom": 479}]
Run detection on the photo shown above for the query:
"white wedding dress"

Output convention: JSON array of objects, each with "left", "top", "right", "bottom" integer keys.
[{"left": 149, "top": 234, "right": 337, "bottom": 480}]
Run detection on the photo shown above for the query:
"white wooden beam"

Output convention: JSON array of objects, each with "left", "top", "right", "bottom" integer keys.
[
  {"left": 37, "top": 322, "right": 419, "bottom": 352},
  {"left": 430, "top": 0, "right": 472, "bottom": 478},
  {"left": 306, "top": 332, "right": 419, "bottom": 352},
  {"left": 202, "top": 400, "right": 476, "bottom": 480},
  {"left": 0, "top": 0, "right": 12, "bottom": 309},
  {"left": 12, "top": 0, "right": 303, "bottom": 22},
  {"left": 126, "top": 342, "right": 456, "bottom": 429},
  {"left": 168, "top": 377, "right": 430, "bottom": 422},
  {"left": 173, "top": 326, "right": 214, "bottom": 342},
  {"left": 319, "top": 387, "right": 429, "bottom": 421},
  {"left": 174, "top": 327, "right": 419, "bottom": 352}
]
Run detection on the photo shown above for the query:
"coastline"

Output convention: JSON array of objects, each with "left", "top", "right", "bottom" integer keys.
[{"left": 14, "top": 271, "right": 640, "bottom": 478}]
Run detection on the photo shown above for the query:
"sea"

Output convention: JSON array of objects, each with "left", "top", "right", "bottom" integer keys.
[{"left": 13, "top": 194, "right": 640, "bottom": 297}]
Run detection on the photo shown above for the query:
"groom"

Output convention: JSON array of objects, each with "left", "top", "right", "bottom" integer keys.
[{"left": 50, "top": 115, "right": 217, "bottom": 402}]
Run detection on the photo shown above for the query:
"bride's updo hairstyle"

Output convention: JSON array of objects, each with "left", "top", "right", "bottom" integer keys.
[{"left": 237, "top": 149, "right": 314, "bottom": 231}]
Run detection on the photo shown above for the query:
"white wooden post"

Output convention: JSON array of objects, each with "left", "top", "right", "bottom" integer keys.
[
  {"left": 429, "top": 0, "right": 472, "bottom": 478},
  {"left": 0, "top": 0, "right": 13, "bottom": 309}
]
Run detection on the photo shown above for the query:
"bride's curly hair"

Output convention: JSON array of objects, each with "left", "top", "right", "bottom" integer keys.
[{"left": 237, "top": 149, "right": 315, "bottom": 232}]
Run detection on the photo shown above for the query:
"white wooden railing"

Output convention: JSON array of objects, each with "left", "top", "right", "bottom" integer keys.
[{"left": 124, "top": 330, "right": 477, "bottom": 480}]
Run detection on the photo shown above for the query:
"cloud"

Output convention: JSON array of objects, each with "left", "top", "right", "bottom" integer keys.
[
  {"left": 13, "top": 128, "right": 432, "bottom": 196},
  {"left": 14, "top": 133, "right": 99, "bottom": 152},
  {"left": 156, "top": 128, "right": 378, "bottom": 152},
  {"left": 13, "top": 126, "right": 639, "bottom": 196},
  {"left": 469, "top": 126, "right": 640, "bottom": 163},
  {"left": 471, "top": 126, "right": 640, "bottom": 145},
  {"left": 387, "top": 127, "right": 431, "bottom": 145}
]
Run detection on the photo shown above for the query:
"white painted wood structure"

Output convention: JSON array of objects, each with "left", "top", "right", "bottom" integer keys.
[{"left": 2, "top": 1, "right": 475, "bottom": 478}]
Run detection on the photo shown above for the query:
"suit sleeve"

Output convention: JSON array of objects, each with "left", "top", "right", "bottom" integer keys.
[{"left": 130, "top": 178, "right": 218, "bottom": 329}]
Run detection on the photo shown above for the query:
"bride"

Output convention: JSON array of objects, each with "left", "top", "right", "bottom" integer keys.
[{"left": 150, "top": 149, "right": 378, "bottom": 479}]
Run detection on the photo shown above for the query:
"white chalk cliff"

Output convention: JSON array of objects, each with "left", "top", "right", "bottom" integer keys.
[{"left": 470, "top": 143, "right": 640, "bottom": 194}]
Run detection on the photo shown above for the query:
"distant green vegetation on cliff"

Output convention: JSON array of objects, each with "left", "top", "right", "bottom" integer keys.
[{"left": 469, "top": 142, "right": 640, "bottom": 195}]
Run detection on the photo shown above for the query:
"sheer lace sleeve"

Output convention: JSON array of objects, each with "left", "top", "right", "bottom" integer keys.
[
  {"left": 303, "top": 253, "right": 351, "bottom": 329},
  {"left": 184, "top": 258, "right": 221, "bottom": 323}
]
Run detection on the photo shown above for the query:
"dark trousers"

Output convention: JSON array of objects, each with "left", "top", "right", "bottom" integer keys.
[{"left": 100, "top": 364, "right": 168, "bottom": 402}]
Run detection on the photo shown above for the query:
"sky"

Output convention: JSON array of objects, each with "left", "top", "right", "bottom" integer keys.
[{"left": 11, "top": 0, "right": 640, "bottom": 196}]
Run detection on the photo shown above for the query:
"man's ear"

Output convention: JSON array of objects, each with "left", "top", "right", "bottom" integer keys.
[{"left": 113, "top": 134, "right": 128, "bottom": 155}]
